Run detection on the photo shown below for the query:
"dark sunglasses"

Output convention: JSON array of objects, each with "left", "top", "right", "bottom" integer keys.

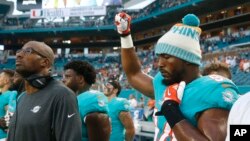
[{"left": 16, "top": 48, "right": 46, "bottom": 58}]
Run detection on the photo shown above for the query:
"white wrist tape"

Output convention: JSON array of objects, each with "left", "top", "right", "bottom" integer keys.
[{"left": 121, "top": 35, "right": 134, "bottom": 48}]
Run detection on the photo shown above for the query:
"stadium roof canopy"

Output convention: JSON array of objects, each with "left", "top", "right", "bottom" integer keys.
[
  {"left": 0, "top": 0, "right": 14, "bottom": 18},
  {"left": 125, "top": 0, "right": 156, "bottom": 10},
  {"left": 131, "top": 0, "right": 250, "bottom": 32}
]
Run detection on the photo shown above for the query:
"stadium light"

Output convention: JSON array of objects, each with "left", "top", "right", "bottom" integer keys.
[
  {"left": 0, "top": 45, "right": 4, "bottom": 50},
  {"left": 22, "top": 0, "right": 36, "bottom": 5},
  {"left": 62, "top": 40, "right": 71, "bottom": 44}
]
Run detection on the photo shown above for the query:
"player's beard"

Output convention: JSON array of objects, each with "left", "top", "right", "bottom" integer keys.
[
  {"left": 16, "top": 69, "right": 37, "bottom": 78},
  {"left": 162, "top": 69, "right": 185, "bottom": 86},
  {"left": 69, "top": 83, "right": 79, "bottom": 95}
]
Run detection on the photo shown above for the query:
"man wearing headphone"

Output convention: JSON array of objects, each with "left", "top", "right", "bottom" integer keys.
[{"left": 7, "top": 41, "right": 82, "bottom": 141}]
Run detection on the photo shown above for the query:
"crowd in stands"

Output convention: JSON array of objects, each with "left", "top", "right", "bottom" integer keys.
[
  {"left": 201, "top": 28, "right": 250, "bottom": 53},
  {"left": 124, "top": 0, "right": 189, "bottom": 20},
  {"left": 1, "top": 47, "right": 250, "bottom": 89},
  {"left": 46, "top": 29, "right": 250, "bottom": 88},
  {"left": 0, "top": 30, "right": 250, "bottom": 89},
  {"left": 29, "top": 46, "right": 250, "bottom": 89},
  {"left": 1, "top": 0, "right": 199, "bottom": 29},
  {"left": 2, "top": 0, "right": 248, "bottom": 30},
  {"left": 61, "top": 46, "right": 250, "bottom": 89}
]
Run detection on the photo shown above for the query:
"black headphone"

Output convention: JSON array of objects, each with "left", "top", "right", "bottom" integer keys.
[{"left": 25, "top": 74, "right": 53, "bottom": 89}]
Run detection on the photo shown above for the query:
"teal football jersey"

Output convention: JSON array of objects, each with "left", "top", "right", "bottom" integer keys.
[
  {"left": 77, "top": 90, "right": 109, "bottom": 141},
  {"left": 0, "top": 90, "right": 15, "bottom": 139},
  {"left": 108, "top": 97, "right": 130, "bottom": 141},
  {"left": 153, "top": 72, "right": 239, "bottom": 141},
  {"left": 8, "top": 91, "right": 18, "bottom": 114}
]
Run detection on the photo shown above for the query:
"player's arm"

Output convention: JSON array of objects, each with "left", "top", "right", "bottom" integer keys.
[
  {"left": 119, "top": 111, "right": 135, "bottom": 141},
  {"left": 157, "top": 82, "right": 230, "bottom": 141},
  {"left": 5, "top": 105, "right": 8, "bottom": 111},
  {"left": 115, "top": 12, "right": 154, "bottom": 99},
  {"left": 85, "top": 112, "right": 111, "bottom": 141},
  {"left": 173, "top": 108, "right": 229, "bottom": 141}
]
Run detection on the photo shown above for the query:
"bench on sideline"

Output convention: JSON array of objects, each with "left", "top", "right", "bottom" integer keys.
[{"left": 135, "top": 121, "right": 154, "bottom": 141}]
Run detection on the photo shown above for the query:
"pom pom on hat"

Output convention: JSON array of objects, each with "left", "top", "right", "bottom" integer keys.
[
  {"left": 182, "top": 14, "right": 200, "bottom": 27},
  {"left": 155, "top": 13, "right": 202, "bottom": 66}
]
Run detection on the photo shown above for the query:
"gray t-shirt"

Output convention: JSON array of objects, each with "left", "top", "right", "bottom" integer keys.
[{"left": 7, "top": 79, "right": 82, "bottom": 141}]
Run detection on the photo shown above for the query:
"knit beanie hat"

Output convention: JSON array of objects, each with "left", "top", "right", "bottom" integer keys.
[{"left": 155, "top": 14, "right": 202, "bottom": 66}]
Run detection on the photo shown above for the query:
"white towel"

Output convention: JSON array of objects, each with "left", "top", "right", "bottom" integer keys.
[{"left": 225, "top": 92, "right": 250, "bottom": 141}]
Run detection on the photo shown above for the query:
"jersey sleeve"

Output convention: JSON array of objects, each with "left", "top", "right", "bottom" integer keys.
[
  {"left": 216, "top": 87, "right": 239, "bottom": 109},
  {"left": 8, "top": 91, "right": 17, "bottom": 103},
  {"left": 153, "top": 72, "right": 162, "bottom": 90},
  {"left": 153, "top": 72, "right": 165, "bottom": 102},
  {"left": 117, "top": 98, "right": 130, "bottom": 112},
  {"left": 7, "top": 91, "right": 18, "bottom": 113},
  {"left": 80, "top": 93, "right": 109, "bottom": 119},
  {"left": 3, "top": 91, "right": 15, "bottom": 105},
  {"left": 206, "top": 76, "right": 240, "bottom": 110},
  {"left": 52, "top": 89, "right": 82, "bottom": 141}
]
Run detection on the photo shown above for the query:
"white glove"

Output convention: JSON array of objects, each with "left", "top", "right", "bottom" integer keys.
[{"left": 115, "top": 12, "right": 131, "bottom": 36}]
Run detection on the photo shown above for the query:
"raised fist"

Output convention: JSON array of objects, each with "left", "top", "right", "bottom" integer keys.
[{"left": 115, "top": 12, "right": 131, "bottom": 36}]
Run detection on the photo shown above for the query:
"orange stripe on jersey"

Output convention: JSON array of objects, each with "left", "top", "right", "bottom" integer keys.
[{"left": 159, "top": 120, "right": 172, "bottom": 141}]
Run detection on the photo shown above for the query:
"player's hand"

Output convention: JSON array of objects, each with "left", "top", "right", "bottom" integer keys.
[
  {"left": 155, "top": 81, "right": 186, "bottom": 116},
  {"left": 163, "top": 81, "right": 186, "bottom": 104},
  {"left": 115, "top": 12, "right": 131, "bottom": 36}
]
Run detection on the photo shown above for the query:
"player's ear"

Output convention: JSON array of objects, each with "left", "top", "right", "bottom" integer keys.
[
  {"left": 41, "top": 58, "right": 50, "bottom": 68},
  {"left": 113, "top": 88, "right": 118, "bottom": 94},
  {"left": 78, "top": 75, "right": 85, "bottom": 84}
]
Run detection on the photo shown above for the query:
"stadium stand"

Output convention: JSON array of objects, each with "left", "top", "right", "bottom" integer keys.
[
  {"left": 0, "top": 0, "right": 14, "bottom": 29},
  {"left": 0, "top": 0, "right": 250, "bottom": 90}
]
